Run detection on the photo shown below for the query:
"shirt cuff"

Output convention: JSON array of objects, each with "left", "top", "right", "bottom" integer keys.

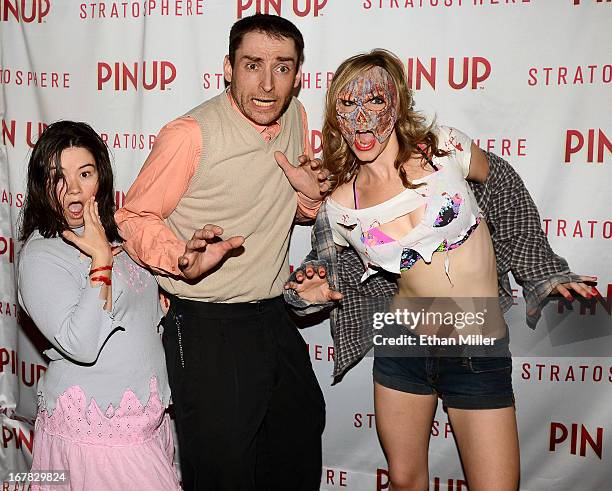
[
  {"left": 296, "top": 192, "right": 322, "bottom": 220},
  {"left": 139, "top": 241, "right": 186, "bottom": 277}
]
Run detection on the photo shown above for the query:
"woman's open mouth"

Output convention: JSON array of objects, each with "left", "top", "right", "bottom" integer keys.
[
  {"left": 67, "top": 201, "right": 84, "bottom": 219},
  {"left": 354, "top": 131, "right": 376, "bottom": 151}
]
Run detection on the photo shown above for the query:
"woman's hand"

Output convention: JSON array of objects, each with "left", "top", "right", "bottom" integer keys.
[
  {"left": 62, "top": 197, "right": 112, "bottom": 264},
  {"left": 551, "top": 275, "right": 598, "bottom": 301},
  {"left": 62, "top": 198, "right": 113, "bottom": 309},
  {"left": 284, "top": 265, "right": 343, "bottom": 304}
]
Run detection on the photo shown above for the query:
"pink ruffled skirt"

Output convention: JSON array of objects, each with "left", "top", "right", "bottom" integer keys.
[{"left": 31, "top": 378, "right": 181, "bottom": 490}]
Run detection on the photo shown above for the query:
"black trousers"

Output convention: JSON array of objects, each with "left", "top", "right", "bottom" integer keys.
[{"left": 162, "top": 296, "right": 326, "bottom": 491}]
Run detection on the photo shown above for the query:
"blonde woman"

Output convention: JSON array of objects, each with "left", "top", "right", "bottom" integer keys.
[{"left": 286, "top": 50, "right": 595, "bottom": 491}]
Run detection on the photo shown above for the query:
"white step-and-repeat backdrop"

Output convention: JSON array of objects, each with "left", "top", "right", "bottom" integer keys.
[{"left": 1, "top": 1, "right": 611, "bottom": 489}]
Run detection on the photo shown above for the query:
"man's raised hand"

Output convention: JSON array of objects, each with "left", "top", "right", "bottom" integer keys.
[{"left": 275, "top": 151, "right": 331, "bottom": 200}]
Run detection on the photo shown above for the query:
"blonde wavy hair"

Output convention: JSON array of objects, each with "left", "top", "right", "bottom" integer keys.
[{"left": 323, "top": 49, "right": 448, "bottom": 190}]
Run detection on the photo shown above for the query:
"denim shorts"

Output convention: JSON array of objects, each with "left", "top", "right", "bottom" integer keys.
[{"left": 373, "top": 355, "right": 515, "bottom": 410}]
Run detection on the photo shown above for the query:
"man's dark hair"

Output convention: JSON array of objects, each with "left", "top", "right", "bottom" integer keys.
[
  {"left": 229, "top": 14, "right": 304, "bottom": 66},
  {"left": 19, "top": 121, "right": 121, "bottom": 243}
]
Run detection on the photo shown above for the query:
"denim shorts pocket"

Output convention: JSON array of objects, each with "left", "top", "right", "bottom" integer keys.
[{"left": 467, "top": 356, "right": 512, "bottom": 374}]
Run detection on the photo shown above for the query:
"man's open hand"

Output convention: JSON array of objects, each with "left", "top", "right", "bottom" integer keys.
[
  {"left": 275, "top": 151, "right": 331, "bottom": 200},
  {"left": 178, "top": 224, "right": 244, "bottom": 280}
]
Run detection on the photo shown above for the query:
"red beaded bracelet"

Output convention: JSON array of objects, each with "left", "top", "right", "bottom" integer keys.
[
  {"left": 89, "top": 265, "right": 112, "bottom": 276},
  {"left": 90, "top": 275, "right": 112, "bottom": 286}
]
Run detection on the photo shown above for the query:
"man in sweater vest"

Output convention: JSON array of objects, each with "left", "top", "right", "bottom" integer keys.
[{"left": 116, "top": 14, "right": 328, "bottom": 491}]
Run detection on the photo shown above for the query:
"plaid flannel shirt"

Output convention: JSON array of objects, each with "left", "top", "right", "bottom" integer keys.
[{"left": 284, "top": 152, "right": 583, "bottom": 383}]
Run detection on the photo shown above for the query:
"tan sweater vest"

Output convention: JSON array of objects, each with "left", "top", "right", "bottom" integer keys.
[{"left": 156, "top": 92, "right": 304, "bottom": 302}]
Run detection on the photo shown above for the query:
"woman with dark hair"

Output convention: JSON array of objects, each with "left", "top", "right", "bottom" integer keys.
[
  {"left": 17, "top": 121, "right": 182, "bottom": 490},
  {"left": 286, "top": 51, "right": 595, "bottom": 491},
  {"left": 18, "top": 121, "right": 120, "bottom": 244}
]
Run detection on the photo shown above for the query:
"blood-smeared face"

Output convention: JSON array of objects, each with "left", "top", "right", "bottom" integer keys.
[{"left": 336, "top": 66, "right": 398, "bottom": 154}]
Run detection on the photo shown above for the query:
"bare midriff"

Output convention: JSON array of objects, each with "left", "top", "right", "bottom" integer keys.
[{"left": 396, "top": 220, "right": 506, "bottom": 339}]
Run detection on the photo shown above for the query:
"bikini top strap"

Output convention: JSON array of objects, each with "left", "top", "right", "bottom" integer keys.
[{"left": 353, "top": 176, "right": 359, "bottom": 209}]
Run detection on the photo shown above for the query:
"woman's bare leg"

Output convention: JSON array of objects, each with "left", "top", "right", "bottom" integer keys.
[
  {"left": 374, "top": 382, "right": 438, "bottom": 491},
  {"left": 447, "top": 406, "right": 519, "bottom": 491}
]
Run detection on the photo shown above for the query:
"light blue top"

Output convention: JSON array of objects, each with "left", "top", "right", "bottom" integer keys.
[{"left": 18, "top": 230, "right": 170, "bottom": 415}]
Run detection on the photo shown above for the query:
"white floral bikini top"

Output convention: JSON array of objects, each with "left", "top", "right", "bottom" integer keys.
[{"left": 326, "top": 126, "right": 482, "bottom": 284}]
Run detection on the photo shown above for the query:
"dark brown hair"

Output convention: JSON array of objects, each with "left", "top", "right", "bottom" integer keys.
[
  {"left": 229, "top": 13, "right": 304, "bottom": 66},
  {"left": 19, "top": 121, "right": 121, "bottom": 243}
]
